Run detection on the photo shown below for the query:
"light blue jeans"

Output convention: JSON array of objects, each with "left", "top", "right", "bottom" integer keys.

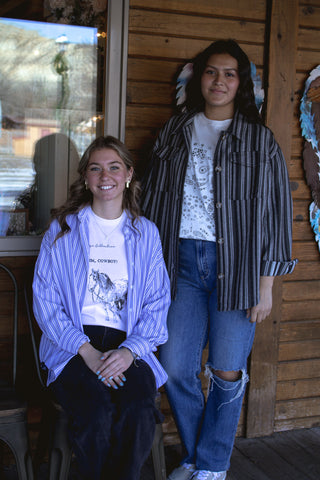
[{"left": 159, "top": 239, "right": 256, "bottom": 472}]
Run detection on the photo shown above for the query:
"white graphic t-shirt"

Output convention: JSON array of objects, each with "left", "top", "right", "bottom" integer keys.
[
  {"left": 81, "top": 209, "right": 128, "bottom": 332},
  {"left": 179, "top": 112, "right": 232, "bottom": 241}
]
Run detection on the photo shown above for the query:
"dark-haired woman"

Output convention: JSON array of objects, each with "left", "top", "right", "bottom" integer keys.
[
  {"left": 141, "top": 40, "right": 297, "bottom": 480},
  {"left": 33, "top": 136, "right": 170, "bottom": 480}
]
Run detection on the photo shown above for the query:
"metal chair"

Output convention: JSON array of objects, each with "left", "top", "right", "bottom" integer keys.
[
  {"left": 151, "top": 394, "right": 167, "bottom": 480},
  {"left": 0, "top": 263, "right": 34, "bottom": 480},
  {"left": 24, "top": 276, "right": 167, "bottom": 480},
  {"left": 24, "top": 278, "right": 72, "bottom": 480}
]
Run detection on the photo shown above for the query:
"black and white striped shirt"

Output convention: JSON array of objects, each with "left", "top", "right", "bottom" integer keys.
[{"left": 141, "top": 110, "right": 297, "bottom": 311}]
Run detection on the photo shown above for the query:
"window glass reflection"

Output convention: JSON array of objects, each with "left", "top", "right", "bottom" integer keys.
[{"left": 0, "top": 18, "right": 104, "bottom": 236}]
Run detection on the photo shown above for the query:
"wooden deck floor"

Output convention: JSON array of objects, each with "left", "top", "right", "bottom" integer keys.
[
  {"left": 2, "top": 427, "right": 320, "bottom": 479},
  {"left": 163, "top": 427, "right": 320, "bottom": 480}
]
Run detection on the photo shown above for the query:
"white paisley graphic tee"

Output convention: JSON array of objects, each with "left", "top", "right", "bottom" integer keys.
[
  {"left": 81, "top": 208, "right": 128, "bottom": 332},
  {"left": 179, "top": 112, "right": 232, "bottom": 241}
]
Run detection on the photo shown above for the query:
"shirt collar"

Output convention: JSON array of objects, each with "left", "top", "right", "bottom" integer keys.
[
  {"left": 171, "top": 110, "right": 197, "bottom": 135},
  {"left": 171, "top": 109, "right": 248, "bottom": 141},
  {"left": 227, "top": 110, "right": 248, "bottom": 140},
  {"left": 78, "top": 205, "right": 139, "bottom": 238}
]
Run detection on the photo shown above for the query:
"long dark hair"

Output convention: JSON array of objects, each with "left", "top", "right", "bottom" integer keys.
[
  {"left": 51, "top": 135, "right": 140, "bottom": 240},
  {"left": 183, "top": 39, "right": 262, "bottom": 123}
]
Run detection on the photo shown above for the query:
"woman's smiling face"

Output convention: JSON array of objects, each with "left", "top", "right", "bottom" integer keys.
[
  {"left": 85, "top": 148, "right": 133, "bottom": 217},
  {"left": 201, "top": 53, "right": 240, "bottom": 120}
]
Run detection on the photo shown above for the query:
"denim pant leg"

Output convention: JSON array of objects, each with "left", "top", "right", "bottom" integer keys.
[
  {"left": 195, "top": 296, "right": 256, "bottom": 471},
  {"left": 159, "top": 239, "right": 211, "bottom": 464},
  {"left": 51, "top": 326, "right": 158, "bottom": 480},
  {"left": 160, "top": 239, "right": 256, "bottom": 472}
]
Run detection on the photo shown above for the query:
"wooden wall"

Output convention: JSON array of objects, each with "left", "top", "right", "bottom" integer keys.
[
  {"left": 0, "top": 257, "right": 38, "bottom": 387},
  {"left": 274, "top": 0, "right": 320, "bottom": 432},
  {"left": 125, "top": 0, "right": 320, "bottom": 444},
  {"left": 126, "top": 0, "right": 268, "bottom": 444},
  {"left": 126, "top": 0, "right": 267, "bottom": 175}
]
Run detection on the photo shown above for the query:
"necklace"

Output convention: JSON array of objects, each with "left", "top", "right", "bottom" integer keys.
[{"left": 90, "top": 209, "right": 123, "bottom": 243}]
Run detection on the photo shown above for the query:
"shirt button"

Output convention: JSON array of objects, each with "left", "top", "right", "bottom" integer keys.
[
  {"left": 218, "top": 273, "right": 225, "bottom": 280},
  {"left": 216, "top": 202, "right": 222, "bottom": 208},
  {"left": 217, "top": 237, "right": 224, "bottom": 244},
  {"left": 215, "top": 166, "right": 222, "bottom": 172}
]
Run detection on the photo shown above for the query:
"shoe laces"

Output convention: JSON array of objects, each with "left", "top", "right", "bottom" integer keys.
[
  {"left": 195, "top": 472, "right": 212, "bottom": 480},
  {"left": 194, "top": 471, "right": 225, "bottom": 480},
  {"left": 182, "top": 463, "right": 196, "bottom": 471}
]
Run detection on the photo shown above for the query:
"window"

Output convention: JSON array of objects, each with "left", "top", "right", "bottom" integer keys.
[
  {"left": 0, "top": 18, "right": 103, "bottom": 235},
  {"left": 0, "top": 0, "right": 129, "bottom": 255}
]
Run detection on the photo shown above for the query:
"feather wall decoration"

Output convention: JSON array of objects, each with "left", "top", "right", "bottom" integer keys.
[
  {"left": 250, "top": 62, "right": 264, "bottom": 113},
  {"left": 176, "top": 62, "right": 193, "bottom": 108},
  {"left": 300, "top": 65, "right": 320, "bottom": 252}
]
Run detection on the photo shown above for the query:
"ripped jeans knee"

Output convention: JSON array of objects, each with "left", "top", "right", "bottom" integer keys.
[{"left": 204, "top": 365, "right": 249, "bottom": 410}]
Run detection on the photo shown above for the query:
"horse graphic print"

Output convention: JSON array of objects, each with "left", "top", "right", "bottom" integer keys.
[{"left": 88, "top": 269, "right": 127, "bottom": 319}]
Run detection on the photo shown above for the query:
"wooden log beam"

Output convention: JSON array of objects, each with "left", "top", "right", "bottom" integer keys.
[{"left": 246, "top": 0, "right": 299, "bottom": 438}]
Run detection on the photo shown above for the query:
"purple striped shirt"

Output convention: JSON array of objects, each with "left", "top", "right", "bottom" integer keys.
[{"left": 33, "top": 207, "right": 170, "bottom": 388}]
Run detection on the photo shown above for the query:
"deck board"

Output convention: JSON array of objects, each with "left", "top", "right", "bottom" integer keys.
[
  {"left": 227, "top": 447, "right": 271, "bottom": 480},
  {"left": 2, "top": 427, "right": 320, "bottom": 479},
  {"left": 260, "top": 432, "right": 320, "bottom": 478},
  {"left": 164, "top": 427, "right": 320, "bottom": 480}
]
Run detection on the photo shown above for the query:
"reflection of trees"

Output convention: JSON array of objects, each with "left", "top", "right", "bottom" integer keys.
[
  {"left": 53, "top": 50, "right": 70, "bottom": 109},
  {"left": 0, "top": 22, "right": 97, "bottom": 125}
]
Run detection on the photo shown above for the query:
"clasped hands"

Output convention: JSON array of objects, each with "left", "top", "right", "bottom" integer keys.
[{"left": 78, "top": 342, "right": 134, "bottom": 389}]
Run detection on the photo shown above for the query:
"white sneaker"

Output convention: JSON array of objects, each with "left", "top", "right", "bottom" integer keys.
[
  {"left": 191, "top": 470, "right": 227, "bottom": 480},
  {"left": 168, "top": 463, "right": 197, "bottom": 480}
]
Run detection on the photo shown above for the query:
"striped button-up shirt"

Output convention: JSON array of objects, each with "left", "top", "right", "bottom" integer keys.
[
  {"left": 141, "top": 110, "right": 297, "bottom": 311},
  {"left": 33, "top": 207, "right": 170, "bottom": 388}
]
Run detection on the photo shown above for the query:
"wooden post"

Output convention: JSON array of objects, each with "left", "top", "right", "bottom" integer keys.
[{"left": 246, "top": 0, "right": 299, "bottom": 437}]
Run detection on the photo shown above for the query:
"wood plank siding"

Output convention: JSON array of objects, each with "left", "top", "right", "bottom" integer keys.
[
  {"left": 126, "top": 0, "right": 268, "bottom": 444},
  {"left": 126, "top": 0, "right": 266, "bottom": 177},
  {"left": 274, "top": 0, "right": 320, "bottom": 434}
]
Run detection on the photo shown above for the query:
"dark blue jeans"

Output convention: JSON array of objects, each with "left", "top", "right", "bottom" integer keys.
[{"left": 50, "top": 326, "right": 158, "bottom": 480}]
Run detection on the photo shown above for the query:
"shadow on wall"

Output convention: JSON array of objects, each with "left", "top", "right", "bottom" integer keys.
[{"left": 32, "top": 133, "right": 80, "bottom": 231}]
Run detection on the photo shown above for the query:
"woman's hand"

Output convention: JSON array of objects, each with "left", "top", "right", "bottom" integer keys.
[
  {"left": 246, "top": 276, "right": 274, "bottom": 324},
  {"left": 78, "top": 343, "right": 134, "bottom": 389},
  {"left": 97, "top": 348, "right": 134, "bottom": 389},
  {"left": 78, "top": 341, "right": 104, "bottom": 374}
]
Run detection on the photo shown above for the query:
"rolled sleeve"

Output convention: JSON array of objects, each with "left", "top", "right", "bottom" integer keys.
[
  {"left": 260, "top": 258, "right": 298, "bottom": 277},
  {"left": 261, "top": 137, "right": 298, "bottom": 277}
]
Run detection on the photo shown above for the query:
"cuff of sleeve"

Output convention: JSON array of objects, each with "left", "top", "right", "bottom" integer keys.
[
  {"left": 119, "top": 335, "right": 152, "bottom": 359},
  {"left": 119, "top": 346, "right": 139, "bottom": 361},
  {"left": 261, "top": 258, "right": 298, "bottom": 277},
  {"left": 60, "top": 328, "right": 90, "bottom": 355}
]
